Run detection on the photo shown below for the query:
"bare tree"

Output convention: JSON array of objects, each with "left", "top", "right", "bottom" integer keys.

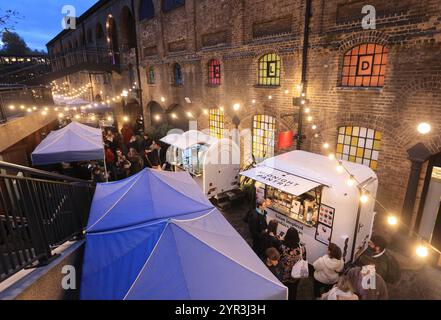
[{"left": 0, "top": 9, "right": 21, "bottom": 33}]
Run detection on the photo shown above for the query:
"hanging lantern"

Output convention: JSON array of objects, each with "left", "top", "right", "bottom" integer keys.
[{"left": 278, "top": 130, "right": 294, "bottom": 149}]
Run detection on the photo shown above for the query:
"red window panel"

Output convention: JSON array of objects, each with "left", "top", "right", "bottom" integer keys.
[
  {"left": 341, "top": 43, "right": 388, "bottom": 88},
  {"left": 208, "top": 59, "right": 221, "bottom": 85}
]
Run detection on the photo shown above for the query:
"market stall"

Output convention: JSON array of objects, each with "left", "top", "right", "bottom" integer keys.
[
  {"left": 240, "top": 150, "right": 378, "bottom": 263},
  {"left": 161, "top": 130, "right": 240, "bottom": 198},
  {"left": 81, "top": 169, "right": 287, "bottom": 300}
]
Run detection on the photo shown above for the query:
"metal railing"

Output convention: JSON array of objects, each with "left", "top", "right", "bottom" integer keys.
[{"left": 0, "top": 161, "right": 95, "bottom": 282}]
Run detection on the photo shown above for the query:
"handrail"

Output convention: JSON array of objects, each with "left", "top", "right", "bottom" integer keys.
[{"left": 0, "top": 161, "right": 95, "bottom": 185}]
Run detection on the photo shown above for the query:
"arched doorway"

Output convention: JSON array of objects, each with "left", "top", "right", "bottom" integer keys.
[
  {"left": 106, "top": 15, "right": 119, "bottom": 65},
  {"left": 148, "top": 101, "right": 166, "bottom": 129},
  {"left": 124, "top": 98, "right": 143, "bottom": 128},
  {"left": 119, "top": 6, "right": 137, "bottom": 51}
]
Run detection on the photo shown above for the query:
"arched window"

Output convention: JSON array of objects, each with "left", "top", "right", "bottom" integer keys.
[
  {"left": 336, "top": 126, "right": 382, "bottom": 170},
  {"left": 341, "top": 43, "right": 388, "bottom": 87},
  {"left": 140, "top": 0, "right": 155, "bottom": 20},
  {"left": 173, "top": 63, "right": 183, "bottom": 86},
  {"left": 162, "top": 0, "right": 185, "bottom": 12},
  {"left": 87, "top": 28, "right": 93, "bottom": 44},
  {"left": 95, "top": 22, "right": 104, "bottom": 41},
  {"left": 147, "top": 66, "right": 155, "bottom": 84},
  {"left": 253, "top": 115, "right": 276, "bottom": 162},
  {"left": 208, "top": 59, "right": 221, "bottom": 85},
  {"left": 209, "top": 108, "right": 224, "bottom": 139},
  {"left": 258, "top": 53, "right": 281, "bottom": 86}
]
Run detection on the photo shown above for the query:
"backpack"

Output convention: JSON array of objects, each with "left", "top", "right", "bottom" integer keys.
[{"left": 385, "top": 253, "right": 401, "bottom": 284}]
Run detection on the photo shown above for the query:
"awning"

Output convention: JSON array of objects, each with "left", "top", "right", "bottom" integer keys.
[{"left": 240, "top": 166, "right": 322, "bottom": 196}]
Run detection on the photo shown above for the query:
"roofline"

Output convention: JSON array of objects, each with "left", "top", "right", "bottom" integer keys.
[{"left": 46, "top": 0, "right": 112, "bottom": 47}]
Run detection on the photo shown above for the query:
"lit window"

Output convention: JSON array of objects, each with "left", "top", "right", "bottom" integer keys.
[
  {"left": 147, "top": 66, "right": 155, "bottom": 84},
  {"left": 336, "top": 126, "right": 382, "bottom": 170},
  {"left": 341, "top": 43, "right": 388, "bottom": 87},
  {"left": 173, "top": 63, "right": 183, "bottom": 86},
  {"left": 140, "top": 0, "right": 155, "bottom": 20},
  {"left": 162, "top": 0, "right": 185, "bottom": 12},
  {"left": 208, "top": 59, "right": 221, "bottom": 86},
  {"left": 258, "top": 53, "right": 281, "bottom": 86},
  {"left": 209, "top": 108, "right": 224, "bottom": 139},
  {"left": 253, "top": 115, "right": 276, "bottom": 162}
]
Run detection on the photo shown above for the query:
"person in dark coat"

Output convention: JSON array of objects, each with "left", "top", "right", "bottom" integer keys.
[
  {"left": 139, "top": 133, "right": 152, "bottom": 151},
  {"left": 248, "top": 200, "right": 269, "bottom": 255},
  {"left": 260, "top": 219, "right": 282, "bottom": 258}
]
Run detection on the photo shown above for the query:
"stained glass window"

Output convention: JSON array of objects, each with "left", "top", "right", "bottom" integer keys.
[
  {"left": 209, "top": 108, "right": 224, "bottom": 139},
  {"left": 140, "top": 0, "right": 155, "bottom": 21},
  {"left": 173, "top": 63, "right": 183, "bottom": 86},
  {"left": 162, "top": 0, "right": 185, "bottom": 12},
  {"left": 336, "top": 126, "right": 382, "bottom": 170},
  {"left": 253, "top": 115, "right": 276, "bottom": 162},
  {"left": 341, "top": 43, "right": 388, "bottom": 87},
  {"left": 147, "top": 66, "right": 155, "bottom": 84},
  {"left": 208, "top": 59, "right": 221, "bottom": 85},
  {"left": 258, "top": 53, "right": 281, "bottom": 86}
]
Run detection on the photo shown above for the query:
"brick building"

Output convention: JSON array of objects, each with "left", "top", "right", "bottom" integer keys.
[{"left": 46, "top": 0, "right": 441, "bottom": 251}]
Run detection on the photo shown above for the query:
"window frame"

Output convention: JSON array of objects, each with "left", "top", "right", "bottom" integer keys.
[
  {"left": 336, "top": 126, "right": 382, "bottom": 170},
  {"left": 208, "top": 59, "right": 221, "bottom": 86},
  {"left": 257, "top": 53, "right": 281, "bottom": 86},
  {"left": 162, "top": 0, "right": 185, "bottom": 13},
  {"left": 139, "top": 0, "right": 155, "bottom": 21},
  {"left": 209, "top": 108, "right": 224, "bottom": 139},
  {"left": 173, "top": 63, "right": 183, "bottom": 87},
  {"left": 147, "top": 65, "right": 155, "bottom": 84},
  {"left": 252, "top": 114, "right": 276, "bottom": 163},
  {"left": 340, "top": 43, "right": 388, "bottom": 88}
]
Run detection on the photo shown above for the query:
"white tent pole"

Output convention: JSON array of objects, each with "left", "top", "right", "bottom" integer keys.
[{"left": 99, "top": 121, "right": 109, "bottom": 182}]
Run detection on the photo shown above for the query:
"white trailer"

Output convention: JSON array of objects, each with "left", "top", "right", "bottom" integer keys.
[
  {"left": 240, "top": 150, "right": 378, "bottom": 264},
  {"left": 161, "top": 130, "right": 240, "bottom": 198}
]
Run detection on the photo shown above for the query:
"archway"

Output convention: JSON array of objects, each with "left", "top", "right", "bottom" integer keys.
[
  {"left": 124, "top": 98, "right": 143, "bottom": 128},
  {"left": 148, "top": 101, "right": 166, "bottom": 129},
  {"left": 119, "top": 6, "right": 137, "bottom": 51}
]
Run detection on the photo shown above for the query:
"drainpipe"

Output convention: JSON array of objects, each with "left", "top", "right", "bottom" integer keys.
[
  {"left": 401, "top": 143, "right": 432, "bottom": 228},
  {"left": 295, "top": 0, "right": 312, "bottom": 150}
]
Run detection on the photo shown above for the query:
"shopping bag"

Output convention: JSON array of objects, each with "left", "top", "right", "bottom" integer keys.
[{"left": 291, "top": 245, "right": 309, "bottom": 279}]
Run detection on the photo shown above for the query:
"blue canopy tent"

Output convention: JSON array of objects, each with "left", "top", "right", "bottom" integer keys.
[
  {"left": 31, "top": 121, "right": 104, "bottom": 165},
  {"left": 81, "top": 169, "right": 287, "bottom": 300}
]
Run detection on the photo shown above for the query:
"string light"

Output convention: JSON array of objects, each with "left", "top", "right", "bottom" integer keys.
[
  {"left": 417, "top": 122, "right": 431, "bottom": 134},
  {"left": 416, "top": 245, "right": 429, "bottom": 258},
  {"left": 328, "top": 153, "right": 335, "bottom": 160},
  {"left": 268, "top": 95, "right": 272, "bottom": 100},
  {"left": 252, "top": 99, "right": 256, "bottom": 104},
  {"left": 312, "top": 124, "right": 317, "bottom": 130},
  {"left": 323, "top": 142, "right": 330, "bottom": 149},
  {"left": 233, "top": 103, "right": 240, "bottom": 111},
  {"left": 304, "top": 107, "right": 310, "bottom": 113},
  {"left": 336, "top": 161, "right": 344, "bottom": 173},
  {"left": 360, "top": 192, "right": 369, "bottom": 204},
  {"left": 387, "top": 215, "right": 398, "bottom": 226},
  {"left": 9, "top": 105, "right": 15, "bottom": 110},
  {"left": 203, "top": 109, "right": 208, "bottom": 115},
  {"left": 347, "top": 175, "right": 355, "bottom": 187},
  {"left": 171, "top": 113, "right": 177, "bottom": 119},
  {"left": 123, "top": 116, "right": 129, "bottom": 122},
  {"left": 161, "top": 97, "right": 166, "bottom": 102},
  {"left": 307, "top": 116, "right": 313, "bottom": 122},
  {"left": 154, "top": 114, "right": 161, "bottom": 121}
]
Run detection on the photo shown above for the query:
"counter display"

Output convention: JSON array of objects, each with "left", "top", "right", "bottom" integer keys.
[{"left": 265, "top": 185, "right": 321, "bottom": 227}]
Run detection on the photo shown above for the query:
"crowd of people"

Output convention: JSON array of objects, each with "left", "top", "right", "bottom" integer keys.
[
  {"left": 249, "top": 199, "right": 400, "bottom": 300},
  {"left": 102, "top": 123, "right": 171, "bottom": 182}
]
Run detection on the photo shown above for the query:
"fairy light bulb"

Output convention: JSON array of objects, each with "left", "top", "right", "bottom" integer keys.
[
  {"left": 360, "top": 192, "right": 369, "bottom": 203},
  {"left": 328, "top": 153, "right": 335, "bottom": 160},
  {"left": 336, "top": 161, "right": 344, "bottom": 173},
  {"left": 347, "top": 175, "right": 355, "bottom": 187},
  {"left": 387, "top": 215, "right": 398, "bottom": 226},
  {"left": 416, "top": 245, "right": 429, "bottom": 258}
]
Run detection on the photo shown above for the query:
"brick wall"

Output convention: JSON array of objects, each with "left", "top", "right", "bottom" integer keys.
[{"left": 46, "top": 0, "right": 441, "bottom": 221}]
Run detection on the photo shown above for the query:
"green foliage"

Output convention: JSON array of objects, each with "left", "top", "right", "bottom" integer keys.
[
  {"left": 1, "top": 31, "right": 30, "bottom": 55},
  {"left": 147, "top": 123, "right": 175, "bottom": 142}
]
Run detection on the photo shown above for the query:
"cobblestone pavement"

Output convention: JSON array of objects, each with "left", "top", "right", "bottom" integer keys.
[{"left": 221, "top": 203, "right": 441, "bottom": 300}]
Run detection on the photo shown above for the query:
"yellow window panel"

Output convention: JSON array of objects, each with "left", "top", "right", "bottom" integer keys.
[
  {"left": 373, "top": 140, "right": 381, "bottom": 150},
  {"left": 349, "top": 155, "right": 356, "bottom": 162},
  {"left": 345, "top": 127, "right": 352, "bottom": 135},
  {"left": 370, "top": 161, "right": 378, "bottom": 170},
  {"left": 375, "top": 131, "right": 382, "bottom": 140},
  {"left": 351, "top": 137, "right": 358, "bottom": 146},
  {"left": 336, "top": 144, "right": 343, "bottom": 153},
  {"left": 356, "top": 147, "right": 364, "bottom": 157},
  {"left": 339, "top": 127, "right": 345, "bottom": 134}
]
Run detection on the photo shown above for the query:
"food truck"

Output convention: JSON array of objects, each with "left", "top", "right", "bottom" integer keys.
[
  {"left": 161, "top": 130, "right": 240, "bottom": 198},
  {"left": 240, "top": 150, "right": 378, "bottom": 263}
]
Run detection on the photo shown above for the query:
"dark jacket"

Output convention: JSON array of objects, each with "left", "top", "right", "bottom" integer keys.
[
  {"left": 346, "top": 266, "right": 389, "bottom": 300},
  {"left": 260, "top": 232, "right": 282, "bottom": 257},
  {"left": 267, "top": 263, "right": 284, "bottom": 282},
  {"left": 248, "top": 209, "right": 268, "bottom": 240}
]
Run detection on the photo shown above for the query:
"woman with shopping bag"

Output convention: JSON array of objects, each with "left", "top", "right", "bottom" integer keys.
[{"left": 279, "top": 227, "right": 307, "bottom": 300}]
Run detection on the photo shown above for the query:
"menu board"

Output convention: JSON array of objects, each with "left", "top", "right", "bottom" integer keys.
[
  {"left": 318, "top": 203, "right": 335, "bottom": 227},
  {"left": 315, "top": 203, "right": 335, "bottom": 245}
]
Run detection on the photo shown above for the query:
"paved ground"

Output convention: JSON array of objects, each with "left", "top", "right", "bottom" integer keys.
[{"left": 221, "top": 203, "right": 441, "bottom": 300}]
